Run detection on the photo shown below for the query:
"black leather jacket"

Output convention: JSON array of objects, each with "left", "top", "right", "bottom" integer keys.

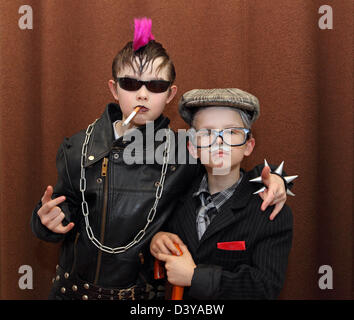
[{"left": 31, "top": 103, "right": 265, "bottom": 289}]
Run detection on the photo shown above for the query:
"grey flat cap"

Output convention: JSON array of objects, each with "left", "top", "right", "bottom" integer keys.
[{"left": 178, "top": 88, "right": 260, "bottom": 125}]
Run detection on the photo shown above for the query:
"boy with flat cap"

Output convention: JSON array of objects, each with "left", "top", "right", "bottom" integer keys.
[{"left": 150, "top": 88, "right": 295, "bottom": 299}]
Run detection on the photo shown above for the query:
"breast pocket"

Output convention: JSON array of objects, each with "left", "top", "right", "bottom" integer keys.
[{"left": 215, "top": 241, "right": 249, "bottom": 270}]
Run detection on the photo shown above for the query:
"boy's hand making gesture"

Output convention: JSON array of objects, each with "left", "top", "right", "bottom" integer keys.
[
  {"left": 37, "top": 186, "right": 75, "bottom": 234},
  {"left": 259, "top": 166, "right": 288, "bottom": 220}
]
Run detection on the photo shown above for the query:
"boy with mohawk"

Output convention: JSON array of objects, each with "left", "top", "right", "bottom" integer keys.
[{"left": 31, "top": 18, "right": 294, "bottom": 300}]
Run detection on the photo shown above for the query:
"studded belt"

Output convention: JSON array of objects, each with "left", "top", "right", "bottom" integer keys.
[{"left": 52, "top": 265, "right": 152, "bottom": 300}]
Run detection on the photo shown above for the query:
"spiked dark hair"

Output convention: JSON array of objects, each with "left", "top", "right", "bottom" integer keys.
[{"left": 112, "top": 40, "right": 176, "bottom": 83}]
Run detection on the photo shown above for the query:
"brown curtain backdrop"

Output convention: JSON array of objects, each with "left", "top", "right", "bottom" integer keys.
[{"left": 0, "top": 0, "right": 352, "bottom": 300}]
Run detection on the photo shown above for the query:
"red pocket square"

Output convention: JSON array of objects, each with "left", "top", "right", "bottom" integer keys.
[{"left": 217, "top": 241, "right": 246, "bottom": 251}]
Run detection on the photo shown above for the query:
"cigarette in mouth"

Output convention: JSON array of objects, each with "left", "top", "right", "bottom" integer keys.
[{"left": 122, "top": 106, "right": 142, "bottom": 126}]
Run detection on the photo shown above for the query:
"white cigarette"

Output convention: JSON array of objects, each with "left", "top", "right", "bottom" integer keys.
[{"left": 122, "top": 106, "right": 141, "bottom": 126}]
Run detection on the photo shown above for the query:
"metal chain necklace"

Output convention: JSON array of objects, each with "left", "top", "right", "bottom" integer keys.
[{"left": 79, "top": 119, "right": 171, "bottom": 254}]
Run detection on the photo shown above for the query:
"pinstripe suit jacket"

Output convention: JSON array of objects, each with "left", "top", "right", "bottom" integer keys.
[{"left": 168, "top": 169, "right": 293, "bottom": 300}]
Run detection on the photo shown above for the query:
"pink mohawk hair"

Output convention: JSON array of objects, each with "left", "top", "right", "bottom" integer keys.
[{"left": 133, "top": 17, "right": 155, "bottom": 51}]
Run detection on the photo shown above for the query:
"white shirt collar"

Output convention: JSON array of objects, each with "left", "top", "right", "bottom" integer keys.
[{"left": 112, "top": 120, "right": 121, "bottom": 140}]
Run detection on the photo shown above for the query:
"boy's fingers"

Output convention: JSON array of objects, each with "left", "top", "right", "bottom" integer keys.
[
  {"left": 157, "top": 241, "right": 174, "bottom": 255},
  {"left": 269, "top": 203, "right": 282, "bottom": 221},
  {"left": 55, "top": 222, "right": 75, "bottom": 234},
  {"left": 47, "top": 211, "right": 66, "bottom": 230},
  {"left": 43, "top": 196, "right": 66, "bottom": 212},
  {"left": 169, "top": 234, "right": 184, "bottom": 247},
  {"left": 155, "top": 234, "right": 183, "bottom": 255},
  {"left": 41, "top": 206, "right": 62, "bottom": 225},
  {"left": 261, "top": 166, "right": 271, "bottom": 186},
  {"left": 179, "top": 244, "right": 189, "bottom": 255},
  {"left": 157, "top": 252, "right": 170, "bottom": 262},
  {"left": 258, "top": 191, "right": 265, "bottom": 201},
  {"left": 41, "top": 186, "right": 53, "bottom": 204},
  {"left": 261, "top": 190, "right": 274, "bottom": 211},
  {"left": 167, "top": 243, "right": 180, "bottom": 255}
]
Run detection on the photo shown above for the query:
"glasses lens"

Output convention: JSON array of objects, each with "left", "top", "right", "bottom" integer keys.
[
  {"left": 118, "top": 78, "right": 142, "bottom": 91},
  {"left": 146, "top": 80, "right": 171, "bottom": 93},
  {"left": 223, "top": 128, "right": 247, "bottom": 146},
  {"left": 194, "top": 129, "right": 214, "bottom": 147}
]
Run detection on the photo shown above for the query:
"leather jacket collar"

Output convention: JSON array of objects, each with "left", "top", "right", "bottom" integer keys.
[{"left": 84, "top": 103, "right": 170, "bottom": 167}]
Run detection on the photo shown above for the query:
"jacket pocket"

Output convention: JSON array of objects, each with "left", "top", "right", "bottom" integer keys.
[
  {"left": 214, "top": 246, "right": 249, "bottom": 270},
  {"left": 217, "top": 241, "right": 246, "bottom": 251}
]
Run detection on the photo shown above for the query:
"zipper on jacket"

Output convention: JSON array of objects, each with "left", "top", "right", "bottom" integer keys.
[{"left": 94, "top": 157, "right": 109, "bottom": 284}]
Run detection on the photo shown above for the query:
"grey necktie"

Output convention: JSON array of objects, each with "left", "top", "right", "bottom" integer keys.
[{"left": 196, "top": 193, "right": 216, "bottom": 240}]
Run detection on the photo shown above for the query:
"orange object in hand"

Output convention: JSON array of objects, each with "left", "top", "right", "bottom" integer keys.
[
  {"left": 171, "top": 243, "right": 184, "bottom": 300},
  {"left": 153, "top": 243, "right": 185, "bottom": 300},
  {"left": 154, "top": 259, "right": 165, "bottom": 279}
]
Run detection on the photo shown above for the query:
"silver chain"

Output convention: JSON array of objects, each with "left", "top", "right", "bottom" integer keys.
[{"left": 79, "top": 119, "right": 171, "bottom": 254}]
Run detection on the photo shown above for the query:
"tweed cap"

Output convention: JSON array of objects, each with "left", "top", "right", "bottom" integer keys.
[{"left": 178, "top": 88, "right": 260, "bottom": 125}]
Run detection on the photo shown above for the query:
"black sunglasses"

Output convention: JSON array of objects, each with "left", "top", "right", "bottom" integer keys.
[{"left": 117, "top": 77, "right": 171, "bottom": 93}]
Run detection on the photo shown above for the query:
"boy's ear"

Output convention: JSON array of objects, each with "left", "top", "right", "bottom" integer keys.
[
  {"left": 187, "top": 140, "right": 199, "bottom": 159},
  {"left": 108, "top": 80, "right": 119, "bottom": 101},
  {"left": 244, "top": 137, "right": 255, "bottom": 157},
  {"left": 166, "top": 85, "right": 177, "bottom": 104}
]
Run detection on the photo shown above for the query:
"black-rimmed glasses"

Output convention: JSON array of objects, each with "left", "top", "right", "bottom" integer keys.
[{"left": 190, "top": 127, "right": 251, "bottom": 148}]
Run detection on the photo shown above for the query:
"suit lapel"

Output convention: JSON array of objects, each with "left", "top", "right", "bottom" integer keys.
[
  {"left": 180, "top": 196, "right": 199, "bottom": 255},
  {"left": 198, "top": 173, "right": 253, "bottom": 246},
  {"left": 198, "top": 204, "right": 236, "bottom": 245}
]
